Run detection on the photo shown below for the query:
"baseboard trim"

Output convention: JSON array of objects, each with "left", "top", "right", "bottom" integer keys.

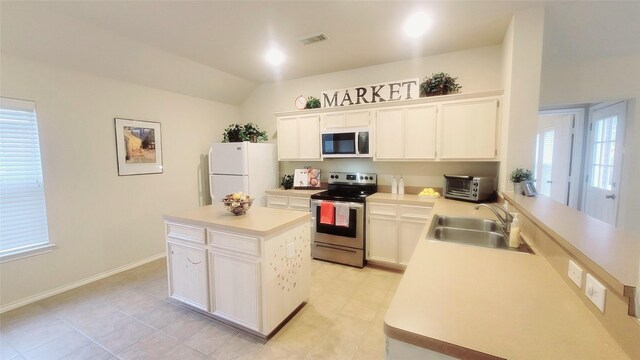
[{"left": 0, "top": 252, "right": 166, "bottom": 314}]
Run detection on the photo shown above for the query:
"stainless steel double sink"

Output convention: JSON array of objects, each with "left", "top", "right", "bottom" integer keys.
[{"left": 426, "top": 215, "right": 533, "bottom": 254}]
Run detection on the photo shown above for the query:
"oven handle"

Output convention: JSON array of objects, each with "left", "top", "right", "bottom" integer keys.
[
  {"left": 311, "top": 199, "right": 363, "bottom": 209},
  {"left": 315, "top": 243, "right": 357, "bottom": 254}
]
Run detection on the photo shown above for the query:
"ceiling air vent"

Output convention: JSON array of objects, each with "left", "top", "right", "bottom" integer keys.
[{"left": 299, "top": 33, "right": 328, "bottom": 45}]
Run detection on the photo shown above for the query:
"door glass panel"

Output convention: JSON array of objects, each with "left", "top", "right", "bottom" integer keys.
[{"left": 590, "top": 116, "right": 617, "bottom": 191}]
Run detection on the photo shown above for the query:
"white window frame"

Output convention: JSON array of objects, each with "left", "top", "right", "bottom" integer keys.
[{"left": 0, "top": 97, "right": 55, "bottom": 263}]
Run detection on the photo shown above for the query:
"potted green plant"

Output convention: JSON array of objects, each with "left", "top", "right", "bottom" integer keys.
[
  {"left": 222, "top": 124, "right": 244, "bottom": 142},
  {"left": 419, "top": 72, "right": 462, "bottom": 97},
  {"left": 510, "top": 168, "right": 533, "bottom": 195},
  {"left": 242, "top": 123, "right": 268, "bottom": 143},
  {"left": 281, "top": 174, "right": 294, "bottom": 190},
  {"left": 305, "top": 96, "right": 321, "bottom": 109}
]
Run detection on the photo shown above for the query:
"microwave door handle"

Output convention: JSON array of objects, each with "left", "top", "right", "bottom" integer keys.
[{"left": 444, "top": 175, "right": 474, "bottom": 180}]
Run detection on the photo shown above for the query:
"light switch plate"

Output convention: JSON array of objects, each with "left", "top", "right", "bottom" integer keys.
[
  {"left": 567, "top": 260, "right": 583, "bottom": 288},
  {"left": 585, "top": 273, "right": 606, "bottom": 313}
]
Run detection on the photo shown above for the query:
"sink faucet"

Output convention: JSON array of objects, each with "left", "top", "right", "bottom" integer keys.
[{"left": 475, "top": 203, "right": 514, "bottom": 234}]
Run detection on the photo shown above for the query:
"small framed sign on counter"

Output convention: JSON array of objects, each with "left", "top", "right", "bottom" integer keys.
[{"left": 293, "top": 168, "right": 321, "bottom": 189}]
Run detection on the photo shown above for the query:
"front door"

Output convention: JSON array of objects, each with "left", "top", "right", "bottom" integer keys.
[{"left": 583, "top": 101, "right": 626, "bottom": 225}]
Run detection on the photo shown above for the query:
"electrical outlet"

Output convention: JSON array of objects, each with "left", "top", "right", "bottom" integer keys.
[
  {"left": 287, "top": 242, "right": 295, "bottom": 259},
  {"left": 567, "top": 260, "right": 583, "bottom": 288},
  {"left": 585, "top": 274, "right": 606, "bottom": 313}
]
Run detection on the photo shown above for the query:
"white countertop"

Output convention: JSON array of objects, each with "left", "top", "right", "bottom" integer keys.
[
  {"left": 504, "top": 191, "right": 639, "bottom": 295},
  {"left": 384, "top": 198, "right": 631, "bottom": 359},
  {"left": 163, "top": 204, "right": 310, "bottom": 237},
  {"left": 265, "top": 188, "right": 324, "bottom": 197}
]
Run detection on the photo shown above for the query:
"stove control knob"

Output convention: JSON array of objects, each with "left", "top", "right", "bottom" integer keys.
[{"left": 360, "top": 176, "right": 363, "bottom": 180}]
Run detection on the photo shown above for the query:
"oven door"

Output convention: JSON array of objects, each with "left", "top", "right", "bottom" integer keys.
[{"left": 310, "top": 200, "right": 364, "bottom": 249}]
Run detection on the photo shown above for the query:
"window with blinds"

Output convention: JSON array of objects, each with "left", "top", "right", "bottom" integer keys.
[{"left": 0, "top": 97, "right": 52, "bottom": 259}]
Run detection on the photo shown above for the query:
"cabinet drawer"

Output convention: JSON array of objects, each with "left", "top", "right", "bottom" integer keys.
[
  {"left": 398, "top": 205, "right": 431, "bottom": 221},
  {"left": 166, "top": 222, "right": 206, "bottom": 245},
  {"left": 267, "top": 195, "right": 288, "bottom": 208},
  {"left": 369, "top": 203, "right": 397, "bottom": 216},
  {"left": 208, "top": 230, "right": 260, "bottom": 257},
  {"left": 288, "top": 196, "right": 310, "bottom": 211}
]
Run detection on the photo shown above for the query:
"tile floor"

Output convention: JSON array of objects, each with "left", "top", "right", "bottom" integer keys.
[{"left": 0, "top": 258, "right": 402, "bottom": 360}]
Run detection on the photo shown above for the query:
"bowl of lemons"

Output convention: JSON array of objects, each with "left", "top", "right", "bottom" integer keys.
[
  {"left": 418, "top": 188, "right": 440, "bottom": 198},
  {"left": 221, "top": 192, "right": 253, "bottom": 215}
]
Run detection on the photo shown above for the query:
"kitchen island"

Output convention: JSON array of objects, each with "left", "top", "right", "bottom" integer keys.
[
  {"left": 384, "top": 198, "right": 631, "bottom": 359},
  {"left": 163, "top": 204, "right": 311, "bottom": 338}
]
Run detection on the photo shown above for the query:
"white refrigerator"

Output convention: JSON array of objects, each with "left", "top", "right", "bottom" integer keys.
[{"left": 208, "top": 142, "right": 276, "bottom": 207}]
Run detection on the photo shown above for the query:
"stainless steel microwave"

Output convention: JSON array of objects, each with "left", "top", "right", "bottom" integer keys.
[
  {"left": 321, "top": 128, "right": 372, "bottom": 158},
  {"left": 444, "top": 175, "right": 496, "bottom": 202}
]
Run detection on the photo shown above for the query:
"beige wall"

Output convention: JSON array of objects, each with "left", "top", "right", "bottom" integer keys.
[
  {"left": 240, "top": 45, "right": 503, "bottom": 189},
  {"left": 499, "top": 7, "right": 545, "bottom": 191},
  {"left": 0, "top": 54, "right": 239, "bottom": 308}
]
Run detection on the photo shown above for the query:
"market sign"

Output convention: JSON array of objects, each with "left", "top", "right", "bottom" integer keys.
[{"left": 321, "top": 78, "right": 419, "bottom": 108}]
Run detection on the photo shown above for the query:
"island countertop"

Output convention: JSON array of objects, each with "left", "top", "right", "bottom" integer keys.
[
  {"left": 384, "top": 198, "right": 630, "bottom": 359},
  {"left": 163, "top": 204, "right": 310, "bottom": 237}
]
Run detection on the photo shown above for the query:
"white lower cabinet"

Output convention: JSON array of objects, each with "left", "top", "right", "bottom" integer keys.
[
  {"left": 267, "top": 194, "right": 312, "bottom": 212},
  {"left": 398, "top": 220, "right": 426, "bottom": 265},
  {"left": 165, "top": 219, "right": 310, "bottom": 336},
  {"left": 368, "top": 214, "right": 398, "bottom": 263},
  {"left": 167, "top": 242, "right": 209, "bottom": 311},
  {"left": 210, "top": 251, "right": 261, "bottom": 331},
  {"left": 367, "top": 203, "right": 432, "bottom": 267}
]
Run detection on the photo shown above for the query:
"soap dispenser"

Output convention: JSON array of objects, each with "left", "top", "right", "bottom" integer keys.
[
  {"left": 391, "top": 176, "right": 398, "bottom": 194},
  {"left": 398, "top": 177, "right": 405, "bottom": 194},
  {"left": 508, "top": 214, "right": 521, "bottom": 248}
]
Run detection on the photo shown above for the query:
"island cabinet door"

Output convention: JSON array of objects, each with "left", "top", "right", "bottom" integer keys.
[
  {"left": 209, "top": 251, "right": 261, "bottom": 332},
  {"left": 168, "top": 242, "right": 209, "bottom": 311}
]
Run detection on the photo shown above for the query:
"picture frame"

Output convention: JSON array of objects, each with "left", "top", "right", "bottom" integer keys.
[
  {"left": 522, "top": 180, "right": 538, "bottom": 197},
  {"left": 114, "top": 118, "right": 163, "bottom": 176}
]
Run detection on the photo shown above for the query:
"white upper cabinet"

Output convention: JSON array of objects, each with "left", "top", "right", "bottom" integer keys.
[
  {"left": 374, "top": 104, "right": 437, "bottom": 160},
  {"left": 404, "top": 105, "right": 437, "bottom": 159},
  {"left": 277, "top": 115, "right": 321, "bottom": 161},
  {"left": 374, "top": 108, "right": 404, "bottom": 159},
  {"left": 276, "top": 92, "right": 501, "bottom": 162},
  {"left": 321, "top": 110, "right": 370, "bottom": 129},
  {"left": 440, "top": 99, "right": 498, "bottom": 159}
]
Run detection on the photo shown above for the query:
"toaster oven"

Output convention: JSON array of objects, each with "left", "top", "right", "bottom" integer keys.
[{"left": 444, "top": 175, "right": 496, "bottom": 202}]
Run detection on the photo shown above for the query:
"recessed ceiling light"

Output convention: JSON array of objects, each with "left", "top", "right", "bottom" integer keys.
[
  {"left": 403, "top": 12, "right": 430, "bottom": 38},
  {"left": 265, "top": 48, "right": 285, "bottom": 66}
]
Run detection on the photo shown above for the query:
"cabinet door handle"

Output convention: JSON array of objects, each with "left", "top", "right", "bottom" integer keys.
[{"left": 187, "top": 257, "right": 201, "bottom": 265}]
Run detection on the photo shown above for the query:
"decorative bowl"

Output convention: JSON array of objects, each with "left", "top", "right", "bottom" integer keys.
[{"left": 221, "top": 192, "right": 253, "bottom": 216}]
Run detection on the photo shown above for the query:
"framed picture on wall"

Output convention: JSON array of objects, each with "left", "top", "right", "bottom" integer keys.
[{"left": 114, "top": 118, "right": 163, "bottom": 175}]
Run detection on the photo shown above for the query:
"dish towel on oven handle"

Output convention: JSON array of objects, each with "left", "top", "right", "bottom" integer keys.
[
  {"left": 320, "top": 201, "right": 335, "bottom": 225},
  {"left": 335, "top": 203, "right": 350, "bottom": 227}
]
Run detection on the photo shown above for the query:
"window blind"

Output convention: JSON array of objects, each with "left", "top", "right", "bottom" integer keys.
[{"left": 0, "top": 97, "right": 50, "bottom": 255}]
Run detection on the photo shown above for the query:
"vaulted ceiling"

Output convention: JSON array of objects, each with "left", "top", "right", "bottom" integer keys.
[{"left": 1, "top": 1, "right": 638, "bottom": 105}]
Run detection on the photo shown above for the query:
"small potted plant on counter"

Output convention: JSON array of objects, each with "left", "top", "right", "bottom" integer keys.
[
  {"left": 281, "top": 174, "right": 294, "bottom": 190},
  {"left": 510, "top": 168, "right": 533, "bottom": 195},
  {"left": 419, "top": 72, "right": 462, "bottom": 97}
]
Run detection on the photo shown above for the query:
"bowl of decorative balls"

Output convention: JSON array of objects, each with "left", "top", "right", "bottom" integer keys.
[{"left": 221, "top": 192, "right": 253, "bottom": 215}]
